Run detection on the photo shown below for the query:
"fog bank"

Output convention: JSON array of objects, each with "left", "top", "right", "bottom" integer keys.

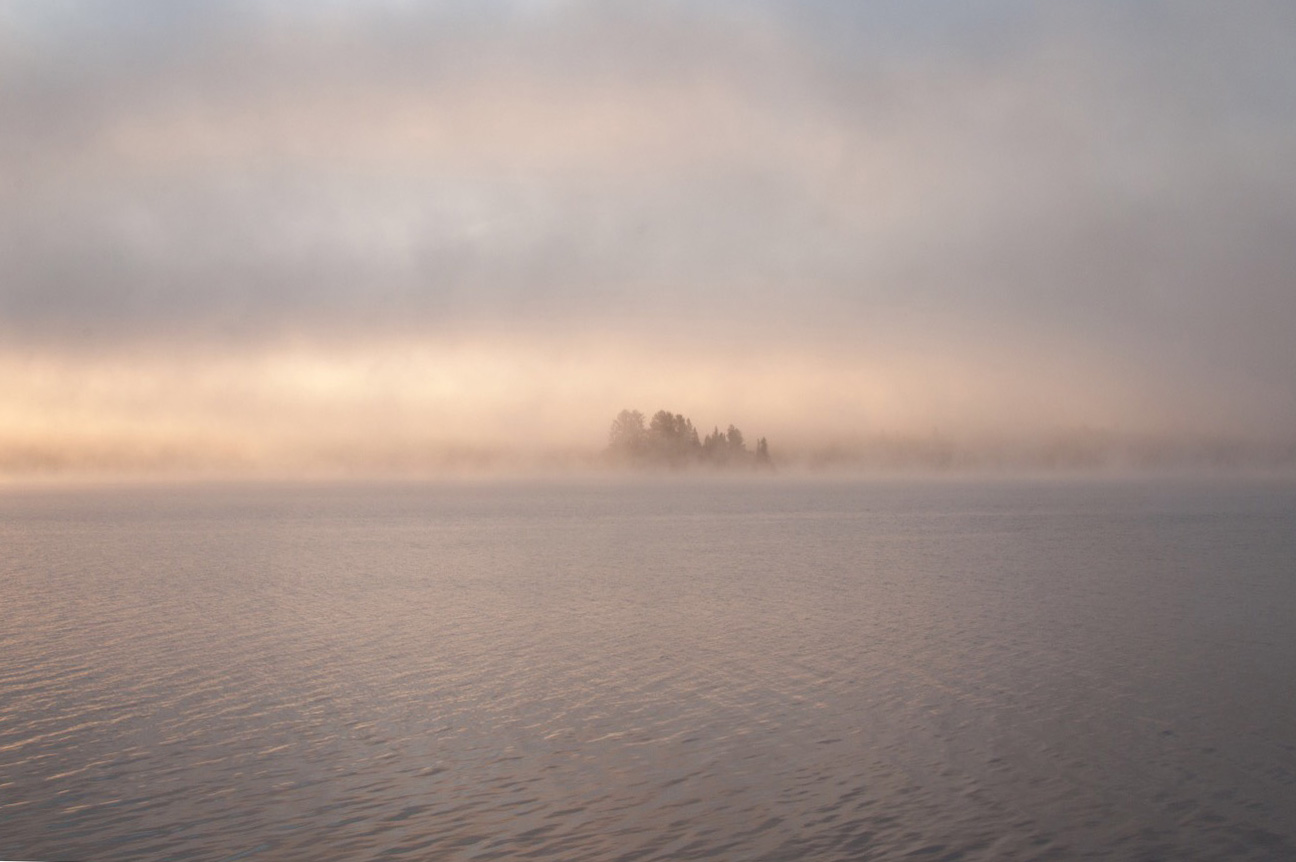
[
  {"left": 3, "top": 2, "right": 1295, "bottom": 477},
  {"left": 2, "top": 336, "right": 1292, "bottom": 479}
]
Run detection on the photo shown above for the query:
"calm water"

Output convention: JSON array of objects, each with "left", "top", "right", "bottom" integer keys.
[{"left": 2, "top": 478, "right": 1295, "bottom": 861}]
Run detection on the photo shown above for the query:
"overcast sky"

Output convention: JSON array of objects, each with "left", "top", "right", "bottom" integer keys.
[{"left": 2, "top": 1, "right": 1295, "bottom": 472}]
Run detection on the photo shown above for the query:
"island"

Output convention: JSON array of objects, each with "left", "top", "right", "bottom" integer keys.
[{"left": 606, "top": 409, "right": 771, "bottom": 470}]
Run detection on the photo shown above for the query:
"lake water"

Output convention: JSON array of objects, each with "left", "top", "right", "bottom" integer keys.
[{"left": 2, "top": 478, "right": 1295, "bottom": 860}]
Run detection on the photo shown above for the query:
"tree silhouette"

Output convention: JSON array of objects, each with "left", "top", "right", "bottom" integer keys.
[
  {"left": 647, "top": 411, "right": 700, "bottom": 465},
  {"left": 608, "top": 409, "right": 647, "bottom": 459},
  {"left": 726, "top": 425, "right": 745, "bottom": 452},
  {"left": 607, "top": 408, "right": 771, "bottom": 470},
  {"left": 702, "top": 426, "right": 725, "bottom": 459}
]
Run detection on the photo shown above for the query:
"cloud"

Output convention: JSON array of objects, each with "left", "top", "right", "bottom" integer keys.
[{"left": 1, "top": 0, "right": 1295, "bottom": 462}]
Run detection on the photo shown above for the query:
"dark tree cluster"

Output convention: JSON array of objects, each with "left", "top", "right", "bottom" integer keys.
[{"left": 607, "top": 409, "right": 772, "bottom": 469}]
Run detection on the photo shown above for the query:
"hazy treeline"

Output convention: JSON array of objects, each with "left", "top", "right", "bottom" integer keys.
[
  {"left": 608, "top": 409, "right": 771, "bottom": 469},
  {"left": 3, "top": 429, "right": 1294, "bottom": 480}
]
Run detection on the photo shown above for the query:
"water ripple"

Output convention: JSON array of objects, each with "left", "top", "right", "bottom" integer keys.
[{"left": 2, "top": 479, "right": 1295, "bottom": 860}]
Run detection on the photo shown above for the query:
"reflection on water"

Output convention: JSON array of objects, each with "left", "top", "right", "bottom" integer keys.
[{"left": 2, "top": 479, "right": 1295, "bottom": 860}]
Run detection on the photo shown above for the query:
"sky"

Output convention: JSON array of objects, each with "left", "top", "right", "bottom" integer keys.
[{"left": 2, "top": 0, "right": 1295, "bottom": 475}]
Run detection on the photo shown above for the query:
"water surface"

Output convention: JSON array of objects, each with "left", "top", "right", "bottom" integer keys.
[{"left": 2, "top": 479, "right": 1294, "bottom": 860}]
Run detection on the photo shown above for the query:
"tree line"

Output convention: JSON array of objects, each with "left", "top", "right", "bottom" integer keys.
[{"left": 607, "top": 409, "right": 771, "bottom": 469}]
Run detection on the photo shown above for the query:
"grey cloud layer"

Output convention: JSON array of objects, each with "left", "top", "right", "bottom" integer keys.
[{"left": 2, "top": 0, "right": 1295, "bottom": 431}]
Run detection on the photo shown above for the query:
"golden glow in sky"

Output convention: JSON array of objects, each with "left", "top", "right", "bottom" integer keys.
[{"left": 3, "top": 2, "right": 1295, "bottom": 475}]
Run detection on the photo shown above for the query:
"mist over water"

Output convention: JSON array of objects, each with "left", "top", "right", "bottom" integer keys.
[
  {"left": 3, "top": 478, "right": 1295, "bottom": 860},
  {"left": 5, "top": 4, "right": 1296, "bottom": 860},
  {"left": 4, "top": 2, "right": 1296, "bottom": 477},
  {"left": 1, "top": 338, "right": 1293, "bottom": 479}
]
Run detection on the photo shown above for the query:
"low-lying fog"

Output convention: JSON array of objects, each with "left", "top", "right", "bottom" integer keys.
[{"left": 3, "top": 2, "right": 1294, "bottom": 478}]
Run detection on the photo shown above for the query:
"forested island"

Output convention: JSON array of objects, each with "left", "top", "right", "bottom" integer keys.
[{"left": 607, "top": 409, "right": 772, "bottom": 469}]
